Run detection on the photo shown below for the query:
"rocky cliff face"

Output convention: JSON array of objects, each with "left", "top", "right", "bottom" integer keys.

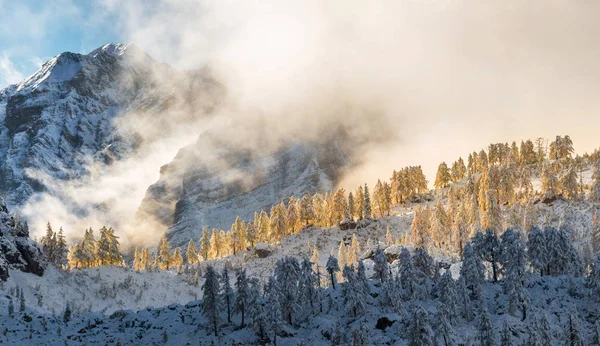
[
  {"left": 0, "top": 197, "right": 45, "bottom": 280},
  {"left": 137, "top": 132, "right": 350, "bottom": 247}
]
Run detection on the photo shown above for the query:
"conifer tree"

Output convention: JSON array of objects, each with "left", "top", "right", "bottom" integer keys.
[
  {"left": 540, "top": 165, "right": 559, "bottom": 200},
  {"left": 298, "top": 258, "right": 317, "bottom": 313},
  {"left": 435, "top": 302, "right": 453, "bottom": 346},
  {"left": 560, "top": 165, "right": 579, "bottom": 199},
  {"left": 55, "top": 227, "right": 68, "bottom": 268},
  {"left": 41, "top": 222, "right": 56, "bottom": 263},
  {"left": 208, "top": 229, "right": 220, "bottom": 259},
  {"left": 461, "top": 243, "right": 484, "bottom": 299},
  {"left": 354, "top": 186, "right": 365, "bottom": 220},
  {"left": 363, "top": 184, "right": 372, "bottom": 219},
  {"left": 473, "top": 229, "right": 501, "bottom": 282},
  {"left": 274, "top": 257, "right": 300, "bottom": 325},
  {"left": 287, "top": 196, "right": 299, "bottom": 234},
  {"left": 63, "top": 302, "right": 71, "bottom": 323},
  {"left": 565, "top": 313, "right": 584, "bottom": 346},
  {"left": 221, "top": 265, "right": 234, "bottom": 323},
  {"left": 434, "top": 162, "right": 451, "bottom": 189},
  {"left": 438, "top": 271, "right": 458, "bottom": 324},
  {"left": 246, "top": 220, "right": 257, "bottom": 247},
  {"left": 356, "top": 260, "right": 370, "bottom": 296},
  {"left": 478, "top": 309, "right": 495, "bottom": 346},
  {"left": 337, "top": 240, "right": 348, "bottom": 273},
  {"left": 172, "top": 247, "right": 183, "bottom": 270},
  {"left": 431, "top": 200, "right": 449, "bottom": 249},
  {"left": 408, "top": 306, "right": 434, "bottom": 346},
  {"left": 186, "top": 239, "right": 198, "bottom": 265},
  {"left": 326, "top": 255, "right": 340, "bottom": 289},
  {"left": 82, "top": 228, "right": 97, "bottom": 268},
  {"left": 299, "top": 194, "right": 314, "bottom": 225},
  {"left": 413, "top": 247, "right": 436, "bottom": 279},
  {"left": 158, "top": 236, "right": 172, "bottom": 270},
  {"left": 342, "top": 265, "right": 366, "bottom": 318},
  {"left": 373, "top": 247, "right": 389, "bottom": 283},
  {"left": 133, "top": 248, "right": 142, "bottom": 271},
  {"left": 500, "top": 322, "right": 513, "bottom": 346},
  {"left": 199, "top": 228, "right": 210, "bottom": 261},
  {"left": 347, "top": 192, "right": 355, "bottom": 220},
  {"left": 527, "top": 226, "right": 548, "bottom": 276},
  {"left": 141, "top": 248, "right": 151, "bottom": 271},
  {"left": 399, "top": 248, "right": 416, "bottom": 300},
  {"left": 264, "top": 277, "right": 283, "bottom": 345},
  {"left": 235, "top": 267, "right": 249, "bottom": 328},
  {"left": 201, "top": 265, "right": 221, "bottom": 337}
]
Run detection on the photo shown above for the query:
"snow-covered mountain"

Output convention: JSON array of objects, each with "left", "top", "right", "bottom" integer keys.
[
  {"left": 0, "top": 43, "right": 355, "bottom": 246},
  {"left": 0, "top": 43, "right": 220, "bottom": 210}
]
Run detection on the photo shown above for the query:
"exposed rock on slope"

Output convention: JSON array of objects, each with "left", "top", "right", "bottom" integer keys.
[{"left": 0, "top": 197, "right": 44, "bottom": 280}]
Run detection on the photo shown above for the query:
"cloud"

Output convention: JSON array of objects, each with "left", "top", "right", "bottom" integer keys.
[
  {"left": 19, "top": 0, "right": 600, "bottom": 245},
  {"left": 0, "top": 53, "right": 24, "bottom": 86},
  {"left": 95, "top": 0, "right": 600, "bottom": 183}
]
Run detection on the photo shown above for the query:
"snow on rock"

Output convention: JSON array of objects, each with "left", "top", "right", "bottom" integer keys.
[{"left": 0, "top": 197, "right": 45, "bottom": 281}]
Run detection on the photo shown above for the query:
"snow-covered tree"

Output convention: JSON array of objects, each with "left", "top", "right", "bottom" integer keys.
[
  {"left": 356, "top": 260, "right": 370, "bottom": 296},
  {"left": 326, "top": 255, "right": 340, "bottom": 289},
  {"left": 474, "top": 229, "right": 501, "bottom": 282},
  {"left": 434, "top": 302, "right": 453, "bottom": 346},
  {"left": 477, "top": 309, "right": 495, "bottom": 346},
  {"left": 500, "top": 322, "right": 513, "bottom": 346},
  {"left": 264, "top": 277, "right": 283, "bottom": 345},
  {"left": 167, "top": 247, "right": 181, "bottom": 271},
  {"left": 363, "top": 183, "right": 372, "bottom": 219},
  {"left": 460, "top": 242, "right": 484, "bottom": 299},
  {"left": 564, "top": 313, "right": 584, "bottom": 346},
  {"left": 234, "top": 267, "right": 249, "bottom": 328},
  {"left": 373, "top": 247, "right": 389, "bottom": 283},
  {"left": 220, "top": 265, "right": 234, "bottom": 323},
  {"left": 274, "top": 257, "right": 300, "bottom": 325},
  {"left": 438, "top": 271, "right": 458, "bottom": 324},
  {"left": 434, "top": 162, "right": 451, "bottom": 189},
  {"left": 399, "top": 248, "right": 416, "bottom": 300},
  {"left": 408, "top": 306, "right": 434, "bottom": 346},
  {"left": 199, "top": 228, "right": 210, "bottom": 261},
  {"left": 501, "top": 229, "right": 529, "bottom": 319},
  {"left": 201, "top": 265, "right": 221, "bottom": 336},
  {"left": 298, "top": 258, "right": 318, "bottom": 313},
  {"left": 158, "top": 236, "right": 172, "bottom": 270},
  {"left": 560, "top": 165, "right": 579, "bottom": 200},
  {"left": 413, "top": 247, "right": 436, "bottom": 280},
  {"left": 540, "top": 165, "right": 560, "bottom": 200},
  {"left": 63, "top": 302, "right": 71, "bottom": 323},
  {"left": 342, "top": 265, "right": 366, "bottom": 318},
  {"left": 186, "top": 239, "right": 198, "bottom": 265}
]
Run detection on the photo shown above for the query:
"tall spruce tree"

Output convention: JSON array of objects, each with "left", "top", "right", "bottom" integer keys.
[{"left": 201, "top": 266, "right": 221, "bottom": 336}]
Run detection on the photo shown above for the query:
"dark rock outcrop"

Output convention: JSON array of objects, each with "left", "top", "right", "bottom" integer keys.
[{"left": 0, "top": 197, "right": 45, "bottom": 280}]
